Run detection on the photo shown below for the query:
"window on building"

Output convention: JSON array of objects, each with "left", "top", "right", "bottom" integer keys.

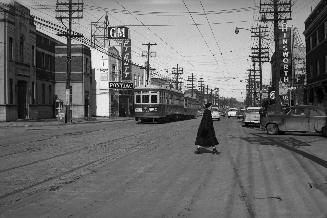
[
  {"left": 31, "top": 82, "right": 35, "bottom": 104},
  {"left": 325, "top": 21, "right": 327, "bottom": 39},
  {"left": 316, "top": 30, "right": 320, "bottom": 44},
  {"left": 41, "top": 52, "right": 45, "bottom": 68},
  {"left": 42, "top": 84, "right": 45, "bottom": 104},
  {"left": 19, "top": 35, "right": 24, "bottom": 62},
  {"left": 310, "top": 36, "right": 313, "bottom": 50},
  {"left": 9, "top": 37, "right": 13, "bottom": 61},
  {"left": 317, "top": 59, "right": 320, "bottom": 76},
  {"left": 85, "top": 58, "right": 88, "bottom": 74},
  {"left": 48, "top": 85, "right": 52, "bottom": 104},
  {"left": 9, "top": 79, "right": 13, "bottom": 104},
  {"left": 325, "top": 55, "right": 327, "bottom": 74},
  {"left": 32, "top": 46, "right": 35, "bottom": 66}
]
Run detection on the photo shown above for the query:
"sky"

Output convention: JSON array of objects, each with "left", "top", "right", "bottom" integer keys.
[{"left": 10, "top": 0, "right": 320, "bottom": 101}]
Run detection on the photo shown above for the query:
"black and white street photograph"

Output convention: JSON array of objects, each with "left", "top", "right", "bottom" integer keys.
[{"left": 0, "top": 0, "right": 327, "bottom": 217}]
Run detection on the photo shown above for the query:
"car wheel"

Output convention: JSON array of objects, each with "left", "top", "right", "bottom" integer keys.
[
  {"left": 266, "top": 123, "right": 279, "bottom": 135},
  {"left": 322, "top": 126, "right": 327, "bottom": 137}
]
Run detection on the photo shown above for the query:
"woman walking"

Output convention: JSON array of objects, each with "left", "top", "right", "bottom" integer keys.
[{"left": 195, "top": 102, "right": 219, "bottom": 154}]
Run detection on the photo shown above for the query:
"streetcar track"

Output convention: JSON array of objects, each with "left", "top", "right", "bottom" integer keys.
[
  {"left": 0, "top": 141, "right": 147, "bottom": 201},
  {"left": 0, "top": 128, "right": 158, "bottom": 174},
  {"left": 0, "top": 125, "right": 171, "bottom": 201}
]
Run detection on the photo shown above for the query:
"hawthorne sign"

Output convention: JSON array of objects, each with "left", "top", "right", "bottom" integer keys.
[
  {"left": 107, "top": 26, "right": 129, "bottom": 39},
  {"left": 109, "top": 82, "right": 133, "bottom": 89}
]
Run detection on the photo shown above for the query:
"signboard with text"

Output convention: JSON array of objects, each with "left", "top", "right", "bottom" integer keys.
[
  {"left": 109, "top": 82, "right": 133, "bottom": 89},
  {"left": 107, "top": 26, "right": 129, "bottom": 39},
  {"left": 122, "top": 39, "right": 132, "bottom": 81}
]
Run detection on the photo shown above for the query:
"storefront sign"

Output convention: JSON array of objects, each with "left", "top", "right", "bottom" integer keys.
[
  {"left": 279, "top": 23, "right": 292, "bottom": 85},
  {"left": 109, "top": 82, "right": 133, "bottom": 89},
  {"left": 122, "top": 39, "right": 132, "bottom": 81}
]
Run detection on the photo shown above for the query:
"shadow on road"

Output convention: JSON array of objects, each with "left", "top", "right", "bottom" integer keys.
[{"left": 241, "top": 133, "right": 327, "bottom": 169}]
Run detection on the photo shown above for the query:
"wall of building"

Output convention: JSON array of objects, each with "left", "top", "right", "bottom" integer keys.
[{"left": 55, "top": 44, "right": 93, "bottom": 119}]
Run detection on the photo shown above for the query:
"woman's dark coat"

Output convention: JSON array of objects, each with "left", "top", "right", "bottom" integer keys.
[{"left": 195, "top": 108, "right": 219, "bottom": 147}]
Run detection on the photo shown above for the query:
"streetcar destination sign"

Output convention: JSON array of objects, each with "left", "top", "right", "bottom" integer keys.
[
  {"left": 109, "top": 82, "right": 133, "bottom": 89},
  {"left": 107, "top": 26, "right": 129, "bottom": 39}
]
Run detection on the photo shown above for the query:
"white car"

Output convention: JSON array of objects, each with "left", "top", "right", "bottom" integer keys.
[
  {"left": 211, "top": 107, "right": 220, "bottom": 121},
  {"left": 227, "top": 108, "right": 238, "bottom": 118}
]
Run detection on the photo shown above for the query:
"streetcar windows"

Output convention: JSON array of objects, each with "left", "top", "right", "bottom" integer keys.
[
  {"left": 142, "top": 95, "right": 150, "bottom": 103},
  {"left": 135, "top": 95, "right": 141, "bottom": 103},
  {"left": 151, "top": 95, "right": 158, "bottom": 103}
]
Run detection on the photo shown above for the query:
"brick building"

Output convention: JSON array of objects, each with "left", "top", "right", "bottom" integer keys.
[
  {"left": 0, "top": 1, "right": 62, "bottom": 121},
  {"left": 304, "top": 0, "right": 327, "bottom": 109},
  {"left": 55, "top": 44, "right": 94, "bottom": 119}
]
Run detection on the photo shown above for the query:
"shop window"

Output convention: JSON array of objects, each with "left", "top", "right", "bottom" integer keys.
[
  {"left": 48, "top": 85, "right": 52, "bottom": 104},
  {"left": 9, "top": 37, "right": 13, "bottom": 61},
  {"left": 19, "top": 35, "right": 24, "bottom": 62},
  {"left": 9, "top": 79, "right": 13, "bottom": 104},
  {"left": 42, "top": 84, "right": 45, "bottom": 104},
  {"left": 31, "top": 82, "right": 35, "bottom": 104}
]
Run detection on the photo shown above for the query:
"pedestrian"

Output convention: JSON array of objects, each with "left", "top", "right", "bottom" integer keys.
[{"left": 195, "top": 102, "right": 219, "bottom": 154}]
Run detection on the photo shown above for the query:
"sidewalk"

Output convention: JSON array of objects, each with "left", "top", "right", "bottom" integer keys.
[{"left": 0, "top": 116, "right": 134, "bottom": 128}]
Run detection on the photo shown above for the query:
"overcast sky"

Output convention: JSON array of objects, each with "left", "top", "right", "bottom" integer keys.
[{"left": 13, "top": 0, "right": 319, "bottom": 101}]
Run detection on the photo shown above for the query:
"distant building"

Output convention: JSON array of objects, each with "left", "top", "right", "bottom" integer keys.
[
  {"left": 55, "top": 44, "right": 94, "bottom": 119},
  {"left": 303, "top": 0, "right": 327, "bottom": 109}
]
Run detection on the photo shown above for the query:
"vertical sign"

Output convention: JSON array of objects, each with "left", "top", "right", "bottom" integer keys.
[
  {"left": 122, "top": 39, "right": 132, "bottom": 81},
  {"left": 278, "top": 23, "right": 292, "bottom": 104}
]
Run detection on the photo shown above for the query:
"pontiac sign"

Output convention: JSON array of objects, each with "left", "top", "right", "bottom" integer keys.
[
  {"left": 109, "top": 82, "right": 133, "bottom": 89},
  {"left": 107, "top": 26, "right": 129, "bottom": 39}
]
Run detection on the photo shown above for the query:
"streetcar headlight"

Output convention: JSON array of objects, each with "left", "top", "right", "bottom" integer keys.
[{"left": 135, "top": 108, "right": 142, "bottom": 112}]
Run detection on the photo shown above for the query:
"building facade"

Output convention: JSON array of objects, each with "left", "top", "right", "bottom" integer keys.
[
  {"left": 304, "top": 0, "right": 327, "bottom": 109},
  {"left": 55, "top": 44, "right": 94, "bottom": 119},
  {"left": 0, "top": 1, "right": 62, "bottom": 121}
]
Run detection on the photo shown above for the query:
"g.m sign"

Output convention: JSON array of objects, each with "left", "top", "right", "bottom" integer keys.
[{"left": 107, "top": 26, "right": 129, "bottom": 39}]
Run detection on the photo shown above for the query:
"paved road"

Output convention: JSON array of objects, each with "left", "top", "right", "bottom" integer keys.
[{"left": 0, "top": 117, "right": 327, "bottom": 218}]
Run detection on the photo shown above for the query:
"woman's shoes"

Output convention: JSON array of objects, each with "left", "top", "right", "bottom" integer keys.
[
  {"left": 194, "top": 147, "right": 201, "bottom": 154},
  {"left": 212, "top": 148, "right": 218, "bottom": 154}
]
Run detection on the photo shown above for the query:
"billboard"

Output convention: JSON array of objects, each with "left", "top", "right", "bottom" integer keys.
[
  {"left": 122, "top": 39, "right": 132, "bottom": 81},
  {"left": 107, "top": 26, "right": 129, "bottom": 39}
]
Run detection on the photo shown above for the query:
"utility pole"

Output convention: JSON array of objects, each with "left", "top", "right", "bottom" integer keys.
[
  {"left": 142, "top": 43, "right": 157, "bottom": 85},
  {"left": 250, "top": 25, "right": 269, "bottom": 104},
  {"left": 56, "top": 0, "right": 83, "bottom": 123},
  {"left": 198, "top": 77, "right": 204, "bottom": 104},
  {"left": 206, "top": 85, "right": 209, "bottom": 103},
  {"left": 187, "top": 73, "right": 196, "bottom": 97},
  {"left": 260, "top": 0, "right": 292, "bottom": 113},
  {"left": 172, "top": 64, "right": 183, "bottom": 90}
]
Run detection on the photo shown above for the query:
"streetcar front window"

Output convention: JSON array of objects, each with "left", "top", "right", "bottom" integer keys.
[
  {"left": 135, "top": 95, "right": 141, "bottom": 104},
  {"left": 151, "top": 95, "right": 158, "bottom": 103},
  {"left": 142, "top": 95, "right": 150, "bottom": 103}
]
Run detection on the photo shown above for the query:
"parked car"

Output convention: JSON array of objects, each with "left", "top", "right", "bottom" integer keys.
[
  {"left": 243, "top": 107, "right": 261, "bottom": 127},
  {"left": 227, "top": 108, "right": 238, "bottom": 118},
  {"left": 265, "top": 105, "right": 327, "bottom": 136},
  {"left": 211, "top": 106, "right": 220, "bottom": 121}
]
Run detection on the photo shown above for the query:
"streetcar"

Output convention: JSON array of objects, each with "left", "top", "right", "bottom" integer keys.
[{"left": 134, "top": 85, "right": 200, "bottom": 123}]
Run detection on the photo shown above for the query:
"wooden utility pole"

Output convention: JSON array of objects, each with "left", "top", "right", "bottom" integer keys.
[
  {"left": 187, "top": 73, "right": 196, "bottom": 97},
  {"left": 250, "top": 25, "right": 269, "bottom": 103},
  {"left": 172, "top": 64, "right": 183, "bottom": 90},
  {"left": 56, "top": 0, "right": 83, "bottom": 123},
  {"left": 142, "top": 43, "right": 157, "bottom": 85}
]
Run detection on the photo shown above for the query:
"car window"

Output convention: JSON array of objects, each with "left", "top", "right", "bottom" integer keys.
[
  {"left": 310, "top": 108, "right": 325, "bottom": 116},
  {"left": 288, "top": 107, "right": 307, "bottom": 116}
]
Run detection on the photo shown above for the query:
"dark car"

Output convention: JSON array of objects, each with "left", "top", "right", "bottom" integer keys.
[{"left": 265, "top": 105, "right": 327, "bottom": 136}]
